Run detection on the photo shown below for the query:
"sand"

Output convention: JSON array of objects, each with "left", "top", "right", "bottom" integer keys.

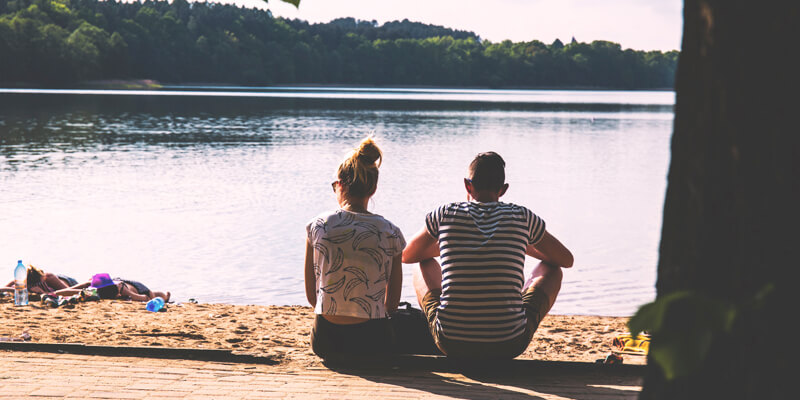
[{"left": 0, "top": 295, "right": 645, "bottom": 369}]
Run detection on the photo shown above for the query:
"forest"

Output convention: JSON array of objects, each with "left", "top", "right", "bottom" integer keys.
[{"left": 0, "top": 0, "right": 679, "bottom": 88}]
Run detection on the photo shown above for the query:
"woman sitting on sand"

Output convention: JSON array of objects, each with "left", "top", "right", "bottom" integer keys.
[
  {"left": 1, "top": 265, "right": 78, "bottom": 294},
  {"left": 52, "top": 273, "right": 170, "bottom": 302},
  {"left": 305, "top": 136, "right": 405, "bottom": 360}
]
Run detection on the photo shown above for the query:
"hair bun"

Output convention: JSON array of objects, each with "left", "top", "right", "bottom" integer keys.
[
  {"left": 356, "top": 137, "right": 382, "bottom": 167},
  {"left": 336, "top": 136, "right": 383, "bottom": 198}
]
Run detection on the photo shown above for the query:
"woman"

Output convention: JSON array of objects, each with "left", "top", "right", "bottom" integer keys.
[
  {"left": 52, "top": 273, "right": 170, "bottom": 302},
  {"left": 305, "top": 136, "right": 405, "bottom": 360},
  {"left": 1, "top": 265, "right": 78, "bottom": 294}
]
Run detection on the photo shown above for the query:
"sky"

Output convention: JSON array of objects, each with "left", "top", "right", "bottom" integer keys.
[{"left": 219, "top": 0, "right": 683, "bottom": 51}]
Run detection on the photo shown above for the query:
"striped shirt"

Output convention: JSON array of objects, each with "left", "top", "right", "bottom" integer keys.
[{"left": 425, "top": 201, "right": 545, "bottom": 342}]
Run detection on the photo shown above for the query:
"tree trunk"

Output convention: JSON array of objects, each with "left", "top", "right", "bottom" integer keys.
[{"left": 642, "top": 1, "right": 797, "bottom": 398}]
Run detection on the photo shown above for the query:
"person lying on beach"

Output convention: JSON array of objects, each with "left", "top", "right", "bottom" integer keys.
[
  {"left": 52, "top": 273, "right": 170, "bottom": 302},
  {"left": 1, "top": 264, "right": 79, "bottom": 294},
  {"left": 402, "top": 151, "right": 573, "bottom": 359},
  {"left": 304, "top": 136, "right": 405, "bottom": 360}
]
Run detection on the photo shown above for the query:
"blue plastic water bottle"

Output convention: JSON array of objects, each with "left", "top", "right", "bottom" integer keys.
[
  {"left": 14, "top": 260, "right": 28, "bottom": 306},
  {"left": 146, "top": 297, "right": 165, "bottom": 312}
]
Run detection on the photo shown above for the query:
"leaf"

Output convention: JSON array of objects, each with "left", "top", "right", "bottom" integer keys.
[
  {"left": 343, "top": 278, "right": 365, "bottom": 300},
  {"left": 386, "top": 226, "right": 401, "bottom": 239},
  {"left": 320, "top": 276, "right": 345, "bottom": 294},
  {"left": 326, "top": 297, "right": 337, "bottom": 315},
  {"left": 359, "top": 247, "right": 383, "bottom": 269},
  {"left": 352, "top": 231, "right": 374, "bottom": 250},
  {"left": 326, "top": 247, "right": 344, "bottom": 275},
  {"left": 349, "top": 297, "right": 371, "bottom": 317},
  {"left": 365, "top": 288, "right": 386, "bottom": 302},
  {"left": 344, "top": 266, "right": 368, "bottom": 284},
  {"left": 354, "top": 222, "right": 380, "bottom": 235},
  {"left": 628, "top": 299, "right": 665, "bottom": 339},
  {"left": 628, "top": 291, "right": 736, "bottom": 381},
  {"left": 333, "top": 210, "right": 355, "bottom": 227},
  {"left": 313, "top": 243, "right": 329, "bottom": 263},
  {"left": 373, "top": 271, "right": 388, "bottom": 285},
  {"left": 313, "top": 218, "right": 327, "bottom": 234},
  {"left": 377, "top": 245, "right": 394, "bottom": 257},
  {"left": 321, "top": 229, "right": 356, "bottom": 244}
]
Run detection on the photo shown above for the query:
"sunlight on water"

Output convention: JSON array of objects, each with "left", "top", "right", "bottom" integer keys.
[{"left": 0, "top": 88, "right": 672, "bottom": 316}]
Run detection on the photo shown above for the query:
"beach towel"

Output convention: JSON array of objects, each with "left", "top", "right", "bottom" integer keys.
[{"left": 613, "top": 333, "right": 650, "bottom": 355}]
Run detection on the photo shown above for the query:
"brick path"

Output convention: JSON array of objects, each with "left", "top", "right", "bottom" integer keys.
[{"left": 0, "top": 351, "right": 642, "bottom": 399}]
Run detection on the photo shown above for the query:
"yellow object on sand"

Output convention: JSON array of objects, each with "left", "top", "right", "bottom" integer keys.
[{"left": 613, "top": 334, "right": 650, "bottom": 355}]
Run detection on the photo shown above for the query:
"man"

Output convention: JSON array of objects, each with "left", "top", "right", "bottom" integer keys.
[{"left": 402, "top": 151, "right": 573, "bottom": 358}]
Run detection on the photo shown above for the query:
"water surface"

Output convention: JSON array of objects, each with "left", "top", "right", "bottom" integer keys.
[{"left": 0, "top": 87, "right": 673, "bottom": 316}]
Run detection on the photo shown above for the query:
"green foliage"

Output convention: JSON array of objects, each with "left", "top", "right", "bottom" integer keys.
[
  {"left": 0, "top": 0, "right": 678, "bottom": 88},
  {"left": 629, "top": 292, "right": 736, "bottom": 380},
  {"left": 629, "top": 284, "right": 778, "bottom": 382}
]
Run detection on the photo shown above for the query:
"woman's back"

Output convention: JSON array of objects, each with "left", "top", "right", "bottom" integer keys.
[{"left": 307, "top": 209, "right": 405, "bottom": 319}]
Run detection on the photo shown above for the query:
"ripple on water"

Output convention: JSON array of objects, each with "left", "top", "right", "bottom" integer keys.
[{"left": 0, "top": 89, "right": 671, "bottom": 315}]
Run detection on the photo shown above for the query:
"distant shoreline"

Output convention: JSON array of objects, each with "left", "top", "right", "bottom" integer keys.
[
  {"left": 80, "top": 80, "right": 163, "bottom": 90},
  {"left": 1, "top": 80, "right": 674, "bottom": 92}
]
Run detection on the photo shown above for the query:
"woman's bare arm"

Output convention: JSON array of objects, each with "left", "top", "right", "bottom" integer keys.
[
  {"left": 384, "top": 255, "right": 403, "bottom": 313},
  {"left": 304, "top": 239, "right": 317, "bottom": 307},
  {"left": 51, "top": 281, "right": 91, "bottom": 297}
]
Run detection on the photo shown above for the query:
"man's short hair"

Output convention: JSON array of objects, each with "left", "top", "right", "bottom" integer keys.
[{"left": 468, "top": 152, "right": 506, "bottom": 192}]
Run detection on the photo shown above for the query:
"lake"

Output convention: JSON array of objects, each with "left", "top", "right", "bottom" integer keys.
[{"left": 0, "top": 87, "right": 674, "bottom": 316}]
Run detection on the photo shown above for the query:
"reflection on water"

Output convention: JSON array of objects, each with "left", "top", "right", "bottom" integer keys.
[{"left": 0, "top": 88, "right": 673, "bottom": 316}]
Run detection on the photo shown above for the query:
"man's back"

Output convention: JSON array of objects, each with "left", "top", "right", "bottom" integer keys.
[
  {"left": 403, "top": 151, "right": 571, "bottom": 358},
  {"left": 426, "top": 201, "right": 545, "bottom": 342}
]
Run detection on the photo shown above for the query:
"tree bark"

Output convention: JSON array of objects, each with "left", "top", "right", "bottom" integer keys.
[{"left": 642, "top": 1, "right": 797, "bottom": 398}]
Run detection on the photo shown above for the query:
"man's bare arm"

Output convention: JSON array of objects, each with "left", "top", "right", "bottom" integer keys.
[
  {"left": 526, "top": 230, "right": 573, "bottom": 268},
  {"left": 402, "top": 228, "right": 440, "bottom": 264}
]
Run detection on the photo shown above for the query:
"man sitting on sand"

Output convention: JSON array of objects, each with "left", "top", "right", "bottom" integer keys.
[{"left": 402, "top": 151, "right": 573, "bottom": 359}]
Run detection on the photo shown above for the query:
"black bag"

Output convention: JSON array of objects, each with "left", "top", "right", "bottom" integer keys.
[{"left": 389, "top": 301, "right": 441, "bottom": 355}]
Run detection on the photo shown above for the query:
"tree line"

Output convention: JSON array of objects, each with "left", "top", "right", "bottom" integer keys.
[{"left": 0, "top": 0, "right": 678, "bottom": 88}]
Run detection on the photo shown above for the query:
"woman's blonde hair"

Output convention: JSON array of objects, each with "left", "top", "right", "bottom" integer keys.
[
  {"left": 337, "top": 136, "right": 383, "bottom": 198},
  {"left": 27, "top": 265, "right": 44, "bottom": 286}
]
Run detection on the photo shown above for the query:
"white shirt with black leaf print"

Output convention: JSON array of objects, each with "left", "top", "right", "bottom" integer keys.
[{"left": 306, "top": 209, "right": 406, "bottom": 319}]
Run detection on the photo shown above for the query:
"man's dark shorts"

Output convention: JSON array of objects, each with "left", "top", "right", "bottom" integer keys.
[{"left": 421, "top": 287, "right": 550, "bottom": 359}]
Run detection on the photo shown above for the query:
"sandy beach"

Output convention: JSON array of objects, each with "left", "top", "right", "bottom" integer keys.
[{"left": 0, "top": 295, "right": 645, "bottom": 369}]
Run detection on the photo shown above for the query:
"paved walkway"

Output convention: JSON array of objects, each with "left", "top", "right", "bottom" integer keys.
[{"left": 0, "top": 351, "right": 642, "bottom": 399}]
